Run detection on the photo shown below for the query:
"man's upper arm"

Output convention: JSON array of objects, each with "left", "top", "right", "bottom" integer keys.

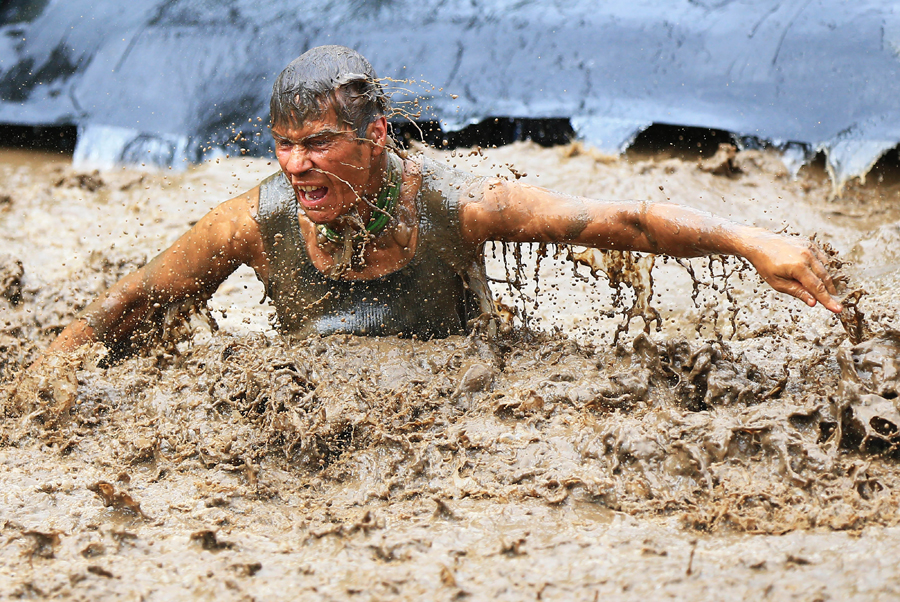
[{"left": 459, "top": 178, "right": 647, "bottom": 249}]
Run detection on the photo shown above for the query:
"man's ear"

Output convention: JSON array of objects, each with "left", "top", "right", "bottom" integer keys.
[{"left": 366, "top": 116, "right": 388, "bottom": 156}]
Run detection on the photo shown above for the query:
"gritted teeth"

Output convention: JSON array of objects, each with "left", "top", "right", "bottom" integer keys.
[{"left": 297, "top": 185, "right": 326, "bottom": 192}]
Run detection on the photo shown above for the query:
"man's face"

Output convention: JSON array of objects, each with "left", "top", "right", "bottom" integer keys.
[{"left": 272, "top": 104, "right": 381, "bottom": 225}]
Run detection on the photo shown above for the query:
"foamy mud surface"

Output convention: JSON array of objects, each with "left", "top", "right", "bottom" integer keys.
[{"left": 2, "top": 143, "right": 900, "bottom": 600}]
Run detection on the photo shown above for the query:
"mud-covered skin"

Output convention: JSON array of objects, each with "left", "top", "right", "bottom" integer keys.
[
  {"left": 463, "top": 177, "right": 842, "bottom": 314},
  {"left": 40, "top": 107, "right": 395, "bottom": 356},
  {"left": 3, "top": 147, "right": 900, "bottom": 599}
]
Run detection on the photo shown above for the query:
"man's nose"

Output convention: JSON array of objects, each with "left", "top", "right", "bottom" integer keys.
[{"left": 284, "top": 145, "right": 313, "bottom": 174}]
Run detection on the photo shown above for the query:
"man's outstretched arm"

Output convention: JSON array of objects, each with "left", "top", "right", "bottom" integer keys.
[
  {"left": 460, "top": 179, "right": 842, "bottom": 313},
  {"left": 43, "top": 188, "right": 268, "bottom": 356}
]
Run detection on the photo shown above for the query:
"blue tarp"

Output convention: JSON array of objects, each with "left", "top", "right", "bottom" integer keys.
[{"left": 1, "top": 0, "right": 899, "bottom": 187}]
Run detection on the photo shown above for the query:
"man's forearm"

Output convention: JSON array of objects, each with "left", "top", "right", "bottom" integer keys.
[
  {"left": 44, "top": 270, "right": 154, "bottom": 354},
  {"left": 45, "top": 317, "right": 98, "bottom": 354},
  {"left": 633, "top": 201, "right": 769, "bottom": 260}
]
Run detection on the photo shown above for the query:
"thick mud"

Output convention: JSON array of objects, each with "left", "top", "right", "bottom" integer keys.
[{"left": 2, "top": 144, "right": 900, "bottom": 600}]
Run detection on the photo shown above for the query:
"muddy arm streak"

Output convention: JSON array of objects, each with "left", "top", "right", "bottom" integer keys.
[
  {"left": 459, "top": 183, "right": 841, "bottom": 312},
  {"left": 638, "top": 200, "right": 659, "bottom": 250}
]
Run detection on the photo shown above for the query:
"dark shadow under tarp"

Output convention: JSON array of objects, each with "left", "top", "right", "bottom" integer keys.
[{"left": 1, "top": 0, "right": 899, "bottom": 187}]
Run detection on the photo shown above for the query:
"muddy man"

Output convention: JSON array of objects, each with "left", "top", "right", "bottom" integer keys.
[{"left": 44, "top": 45, "right": 842, "bottom": 356}]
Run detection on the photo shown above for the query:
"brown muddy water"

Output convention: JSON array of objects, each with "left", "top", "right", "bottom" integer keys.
[{"left": 2, "top": 142, "right": 900, "bottom": 600}]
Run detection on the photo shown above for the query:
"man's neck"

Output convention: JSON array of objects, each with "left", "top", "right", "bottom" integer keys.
[{"left": 353, "top": 150, "right": 391, "bottom": 224}]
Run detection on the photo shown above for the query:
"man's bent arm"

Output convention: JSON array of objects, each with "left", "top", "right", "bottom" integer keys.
[
  {"left": 44, "top": 188, "right": 267, "bottom": 356},
  {"left": 460, "top": 179, "right": 842, "bottom": 313}
]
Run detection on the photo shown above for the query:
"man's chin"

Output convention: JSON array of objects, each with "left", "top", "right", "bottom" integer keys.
[{"left": 301, "top": 207, "right": 340, "bottom": 226}]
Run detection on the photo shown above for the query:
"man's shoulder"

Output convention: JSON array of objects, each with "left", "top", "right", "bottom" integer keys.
[
  {"left": 206, "top": 188, "right": 261, "bottom": 231},
  {"left": 259, "top": 170, "right": 291, "bottom": 196},
  {"left": 417, "top": 155, "right": 484, "bottom": 196}
]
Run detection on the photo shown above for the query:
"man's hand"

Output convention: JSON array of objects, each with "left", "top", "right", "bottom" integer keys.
[{"left": 742, "top": 233, "right": 843, "bottom": 313}]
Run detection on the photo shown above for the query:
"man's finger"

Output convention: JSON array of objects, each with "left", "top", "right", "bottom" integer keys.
[
  {"left": 809, "top": 248, "right": 838, "bottom": 295},
  {"left": 791, "top": 267, "right": 843, "bottom": 313},
  {"left": 807, "top": 253, "right": 838, "bottom": 296},
  {"left": 812, "top": 247, "right": 831, "bottom": 265},
  {"left": 766, "top": 275, "right": 816, "bottom": 307}
]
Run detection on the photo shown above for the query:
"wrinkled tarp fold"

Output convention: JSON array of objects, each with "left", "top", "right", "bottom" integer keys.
[{"left": 1, "top": 0, "right": 898, "bottom": 188}]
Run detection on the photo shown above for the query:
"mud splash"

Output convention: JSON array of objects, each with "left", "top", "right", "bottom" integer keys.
[
  {"left": 3, "top": 144, "right": 900, "bottom": 599},
  {"left": 7, "top": 326, "right": 900, "bottom": 527}
]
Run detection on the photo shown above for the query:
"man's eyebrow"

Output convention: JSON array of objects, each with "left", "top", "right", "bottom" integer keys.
[{"left": 272, "top": 128, "right": 348, "bottom": 144}]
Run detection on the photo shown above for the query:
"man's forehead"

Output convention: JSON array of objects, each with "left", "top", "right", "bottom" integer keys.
[{"left": 271, "top": 105, "right": 352, "bottom": 141}]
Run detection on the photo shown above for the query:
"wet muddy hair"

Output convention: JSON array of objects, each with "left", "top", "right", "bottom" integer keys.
[{"left": 270, "top": 45, "right": 389, "bottom": 138}]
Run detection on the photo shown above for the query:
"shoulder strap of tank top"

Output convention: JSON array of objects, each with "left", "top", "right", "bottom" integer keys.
[
  {"left": 417, "top": 157, "right": 484, "bottom": 273},
  {"left": 255, "top": 170, "right": 308, "bottom": 299},
  {"left": 417, "top": 157, "right": 498, "bottom": 332}
]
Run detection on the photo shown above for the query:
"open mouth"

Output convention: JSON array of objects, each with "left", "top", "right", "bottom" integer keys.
[{"left": 296, "top": 185, "right": 329, "bottom": 208}]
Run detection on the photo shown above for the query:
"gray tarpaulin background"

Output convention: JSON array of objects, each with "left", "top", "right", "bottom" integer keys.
[{"left": 1, "top": 0, "right": 898, "bottom": 187}]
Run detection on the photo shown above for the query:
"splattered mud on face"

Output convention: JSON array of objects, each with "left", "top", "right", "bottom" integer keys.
[{"left": 2, "top": 143, "right": 900, "bottom": 599}]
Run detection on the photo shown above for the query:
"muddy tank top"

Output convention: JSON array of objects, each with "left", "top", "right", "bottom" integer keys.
[{"left": 255, "top": 156, "right": 496, "bottom": 339}]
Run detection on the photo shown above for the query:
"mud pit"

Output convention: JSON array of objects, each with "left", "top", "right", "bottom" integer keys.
[{"left": 2, "top": 143, "right": 900, "bottom": 599}]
